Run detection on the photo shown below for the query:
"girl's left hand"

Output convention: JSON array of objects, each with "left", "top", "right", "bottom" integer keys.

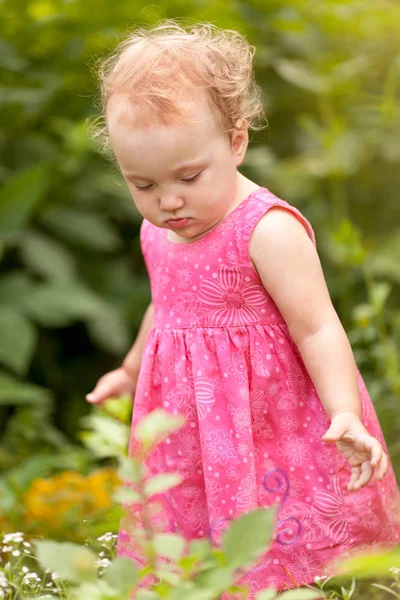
[{"left": 321, "top": 411, "right": 388, "bottom": 492}]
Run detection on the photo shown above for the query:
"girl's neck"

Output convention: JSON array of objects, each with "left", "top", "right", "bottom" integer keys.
[{"left": 167, "top": 174, "right": 261, "bottom": 244}]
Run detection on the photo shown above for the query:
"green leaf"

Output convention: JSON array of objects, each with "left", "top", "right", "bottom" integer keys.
[
  {"left": 117, "top": 456, "right": 143, "bottom": 483},
  {"left": 154, "top": 568, "right": 181, "bottom": 586},
  {"left": 87, "top": 307, "right": 131, "bottom": 354},
  {"left": 79, "top": 414, "right": 130, "bottom": 457},
  {"left": 113, "top": 486, "right": 141, "bottom": 504},
  {"left": 371, "top": 583, "right": 399, "bottom": 597},
  {"left": 0, "top": 308, "right": 37, "bottom": 375},
  {"left": 370, "top": 282, "right": 392, "bottom": 314},
  {"left": 134, "top": 408, "right": 185, "bottom": 452},
  {"left": 19, "top": 231, "right": 76, "bottom": 282},
  {"left": 334, "top": 547, "right": 400, "bottom": 578},
  {"left": 144, "top": 473, "right": 183, "bottom": 497},
  {"left": 103, "top": 395, "right": 133, "bottom": 424},
  {"left": 22, "top": 281, "right": 108, "bottom": 327},
  {"left": 0, "top": 163, "right": 49, "bottom": 238},
  {"left": 135, "top": 590, "right": 162, "bottom": 599},
  {"left": 0, "top": 272, "right": 34, "bottom": 308},
  {"left": 0, "top": 370, "right": 51, "bottom": 405},
  {"left": 367, "top": 232, "right": 400, "bottom": 283},
  {"left": 6, "top": 454, "right": 58, "bottom": 491},
  {"left": 153, "top": 533, "right": 186, "bottom": 561},
  {"left": 187, "top": 539, "right": 212, "bottom": 563},
  {"left": 34, "top": 540, "right": 97, "bottom": 583},
  {"left": 0, "top": 478, "right": 17, "bottom": 512},
  {"left": 168, "top": 580, "right": 227, "bottom": 600},
  {"left": 279, "top": 589, "right": 324, "bottom": 599},
  {"left": 40, "top": 207, "right": 122, "bottom": 252},
  {"left": 103, "top": 556, "right": 139, "bottom": 595},
  {"left": 255, "top": 589, "right": 278, "bottom": 600},
  {"left": 222, "top": 508, "right": 276, "bottom": 572},
  {"left": 273, "top": 59, "right": 329, "bottom": 93},
  {"left": 192, "top": 566, "right": 233, "bottom": 593},
  {"left": 90, "top": 505, "right": 124, "bottom": 536}
]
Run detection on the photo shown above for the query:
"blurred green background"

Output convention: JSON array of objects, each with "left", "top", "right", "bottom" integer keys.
[{"left": 1, "top": 0, "right": 400, "bottom": 535}]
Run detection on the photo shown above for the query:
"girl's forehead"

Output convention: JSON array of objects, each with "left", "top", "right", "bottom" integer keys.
[
  {"left": 115, "top": 126, "right": 220, "bottom": 177},
  {"left": 107, "top": 90, "right": 219, "bottom": 137},
  {"left": 108, "top": 97, "right": 225, "bottom": 163}
]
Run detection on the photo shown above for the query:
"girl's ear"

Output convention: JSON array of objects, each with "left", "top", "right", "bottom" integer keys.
[{"left": 231, "top": 118, "right": 249, "bottom": 165}]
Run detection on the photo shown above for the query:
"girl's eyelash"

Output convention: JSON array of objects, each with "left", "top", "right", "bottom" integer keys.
[{"left": 136, "top": 171, "right": 202, "bottom": 191}]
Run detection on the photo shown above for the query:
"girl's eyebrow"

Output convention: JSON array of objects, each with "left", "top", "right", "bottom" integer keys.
[{"left": 123, "top": 159, "right": 207, "bottom": 179}]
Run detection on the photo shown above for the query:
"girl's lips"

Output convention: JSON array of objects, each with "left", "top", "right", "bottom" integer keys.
[{"left": 167, "top": 218, "right": 191, "bottom": 229}]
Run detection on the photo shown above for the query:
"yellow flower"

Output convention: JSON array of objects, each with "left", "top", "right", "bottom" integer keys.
[{"left": 21, "top": 468, "right": 122, "bottom": 541}]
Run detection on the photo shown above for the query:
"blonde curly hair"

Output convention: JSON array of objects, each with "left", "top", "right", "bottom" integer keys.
[{"left": 88, "top": 18, "right": 268, "bottom": 156}]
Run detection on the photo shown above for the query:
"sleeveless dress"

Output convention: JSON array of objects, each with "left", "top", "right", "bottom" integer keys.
[{"left": 116, "top": 187, "right": 400, "bottom": 596}]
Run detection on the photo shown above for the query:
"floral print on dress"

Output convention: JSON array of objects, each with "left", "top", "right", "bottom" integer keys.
[
  {"left": 118, "top": 187, "right": 400, "bottom": 598},
  {"left": 198, "top": 265, "right": 268, "bottom": 326},
  {"left": 204, "top": 429, "right": 238, "bottom": 465}
]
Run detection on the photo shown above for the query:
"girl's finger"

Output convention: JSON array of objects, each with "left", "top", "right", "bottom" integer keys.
[
  {"left": 353, "top": 461, "right": 373, "bottom": 490},
  {"left": 348, "top": 466, "right": 361, "bottom": 491},
  {"left": 375, "top": 451, "right": 388, "bottom": 480},
  {"left": 370, "top": 440, "right": 382, "bottom": 468}
]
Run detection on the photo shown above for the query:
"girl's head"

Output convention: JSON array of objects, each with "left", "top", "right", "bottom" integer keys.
[{"left": 90, "top": 19, "right": 267, "bottom": 240}]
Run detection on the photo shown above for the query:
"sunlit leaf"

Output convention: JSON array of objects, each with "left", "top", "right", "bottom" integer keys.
[
  {"left": 222, "top": 508, "right": 276, "bottom": 572},
  {"left": 134, "top": 408, "right": 185, "bottom": 452},
  {"left": 144, "top": 473, "right": 183, "bottom": 497},
  {"left": 255, "top": 589, "right": 278, "bottom": 600},
  {"left": 34, "top": 540, "right": 97, "bottom": 583},
  {"left": 103, "top": 556, "right": 139, "bottom": 594},
  {"left": 334, "top": 547, "right": 400, "bottom": 578},
  {"left": 278, "top": 589, "right": 324, "bottom": 599}
]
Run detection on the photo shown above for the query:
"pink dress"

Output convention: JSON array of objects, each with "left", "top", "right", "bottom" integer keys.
[{"left": 117, "top": 187, "right": 400, "bottom": 595}]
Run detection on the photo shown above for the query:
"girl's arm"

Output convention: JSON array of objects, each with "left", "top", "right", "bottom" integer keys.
[
  {"left": 249, "top": 207, "right": 361, "bottom": 419},
  {"left": 250, "top": 208, "right": 361, "bottom": 418},
  {"left": 250, "top": 208, "right": 388, "bottom": 491},
  {"left": 86, "top": 302, "right": 154, "bottom": 405},
  {"left": 122, "top": 302, "right": 154, "bottom": 378}
]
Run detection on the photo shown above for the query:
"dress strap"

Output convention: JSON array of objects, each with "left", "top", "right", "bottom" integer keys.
[{"left": 233, "top": 188, "right": 317, "bottom": 262}]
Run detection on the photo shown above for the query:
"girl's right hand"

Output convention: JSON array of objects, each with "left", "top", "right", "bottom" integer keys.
[{"left": 85, "top": 366, "right": 139, "bottom": 405}]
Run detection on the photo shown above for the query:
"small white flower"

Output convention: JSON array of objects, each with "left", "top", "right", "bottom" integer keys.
[
  {"left": 3, "top": 533, "right": 23, "bottom": 544},
  {"left": 11, "top": 550, "right": 20, "bottom": 557},
  {"left": 96, "top": 558, "right": 111, "bottom": 570},
  {"left": 0, "top": 573, "right": 9, "bottom": 589},
  {"left": 97, "top": 532, "right": 116, "bottom": 543}
]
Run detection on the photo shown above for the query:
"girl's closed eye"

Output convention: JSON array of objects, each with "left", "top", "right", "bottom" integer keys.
[{"left": 135, "top": 171, "right": 202, "bottom": 192}]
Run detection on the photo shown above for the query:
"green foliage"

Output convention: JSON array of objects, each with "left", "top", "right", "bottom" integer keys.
[
  {"left": 222, "top": 508, "right": 276, "bottom": 572},
  {"left": 0, "top": 0, "right": 399, "bottom": 480},
  {"left": 1, "top": 402, "right": 400, "bottom": 599},
  {"left": 34, "top": 541, "right": 98, "bottom": 583},
  {"left": 26, "top": 406, "right": 281, "bottom": 599}
]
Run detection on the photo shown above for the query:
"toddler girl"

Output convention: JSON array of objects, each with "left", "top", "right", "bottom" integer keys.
[{"left": 86, "top": 19, "right": 400, "bottom": 595}]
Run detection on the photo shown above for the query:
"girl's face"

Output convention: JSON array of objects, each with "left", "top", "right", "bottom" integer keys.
[{"left": 107, "top": 93, "right": 248, "bottom": 242}]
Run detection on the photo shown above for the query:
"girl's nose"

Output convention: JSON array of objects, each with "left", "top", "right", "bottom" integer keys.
[{"left": 159, "top": 193, "right": 184, "bottom": 212}]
